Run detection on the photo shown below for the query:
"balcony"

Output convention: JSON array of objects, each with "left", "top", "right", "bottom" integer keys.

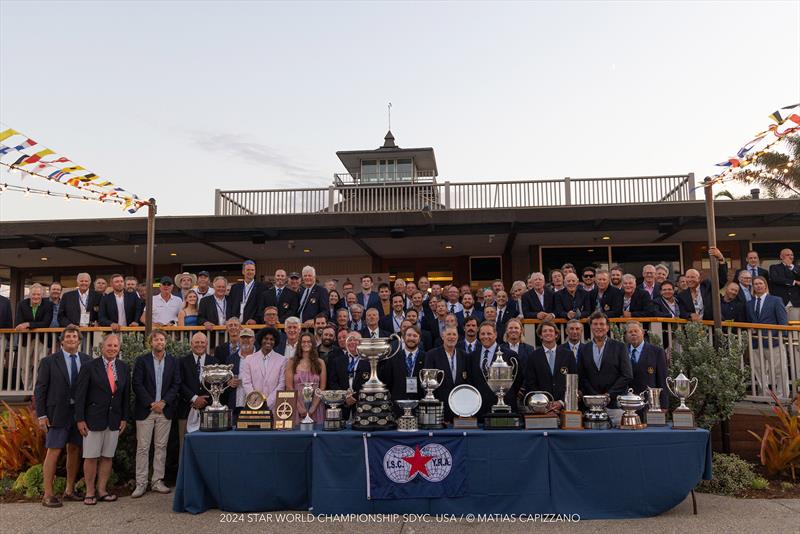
[
  {"left": 214, "top": 174, "right": 696, "bottom": 216},
  {"left": 334, "top": 169, "right": 438, "bottom": 186}
]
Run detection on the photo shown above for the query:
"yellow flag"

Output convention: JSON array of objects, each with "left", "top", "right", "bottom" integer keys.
[
  {"left": 0, "top": 128, "right": 19, "bottom": 142},
  {"left": 61, "top": 166, "right": 85, "bottom": 173}
]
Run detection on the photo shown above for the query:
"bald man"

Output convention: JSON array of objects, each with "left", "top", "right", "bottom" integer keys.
[
  {"left": 177, "top": 332, "right": 219, "bottom": 451},
  {"left": 769, "top": 248, "right": 800, "bottom": 306},
  {"left": 676, "top": 247, "right": 728, "bottom": 321}
]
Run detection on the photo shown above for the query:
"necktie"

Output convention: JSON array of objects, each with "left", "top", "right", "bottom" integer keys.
[
  {"left": 406, "top": 352, "right": 414, "bottom": 377},
  {"left": 449, "top": 354, "right": 457, "bottom": 378},
  {"left": 755, "top": 297, "right": 761, "bottom": 318},
  {"left": 347, "top": 357, "right": 357, "bottom": 375},
  {"left": 464, "top": 310, "right": 470, "bottom": 318},
  {"left": 751, "top": 268, "right": 757, "bottom": 279},
  {"left": 106, "top": 360, "right": 117, "bottom": 394},
  {"left": 372, "top": 330, "right": 378, "bottom": 338},
  {"left": 547, "top": 349, "right": 555, "bottom": 375},
  {"left": 276, "top": 287, "right": 282, "bottom": 300},
  {"left": 450, "top": 304, "right": 455, "bottom": 313},
  {"left": 497, "top": 309, "right": 503, "bottom": 323},
  {"left": 482, "top": 349, "right": 490, "bottom": 374},
  {"left": 630, "top": 347, "right": 637, "bottom": 367},
  {"left": 572, "top": 345, "right": 579, "bottom": 363},
  {"left": 195, "top": 356, "right": 201, "bottom": 376},
  {"left": 69, "top": 354, "right": 78, "bottom": 387}
]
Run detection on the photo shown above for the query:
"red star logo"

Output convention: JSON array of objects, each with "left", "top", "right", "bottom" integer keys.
[{"left": 403, "top": 445, "right": 433, "bottom": 478}]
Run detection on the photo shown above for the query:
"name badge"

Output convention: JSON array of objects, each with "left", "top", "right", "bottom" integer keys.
[
  {"left": 406, "top": 378, "right": 418, "bottom": 394},
  {"left": 80, "top": 312, "right": 91, "bottom": 326},
  {"left": 239, "top": 302, "right": 245, "bottom": 321}
]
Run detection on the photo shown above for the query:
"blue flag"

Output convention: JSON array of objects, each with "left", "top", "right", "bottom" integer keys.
[{"left": 365, "top": 435, "right": 466, "bottom": 500}]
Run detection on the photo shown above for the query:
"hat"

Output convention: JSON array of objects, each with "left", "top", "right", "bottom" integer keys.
[
  {"left": 197, "top": 270, "right": 210, "bottom": 278},
  {"left": 240, "top": 328, "right": 255, "bottom": 338},
  {"left": 289, "top": 272, "right": 301, "bottom": 279},
  {"left": 175, "top": 272, "right": 197, "bottom": 286},
  {"left": 159, "top": 276, "right": 173, "bottom": 285}
]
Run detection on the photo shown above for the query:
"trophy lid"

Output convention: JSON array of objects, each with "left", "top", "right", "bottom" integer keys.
[{"left": 617, "top": 388, "right": 645, "bottom": 402}]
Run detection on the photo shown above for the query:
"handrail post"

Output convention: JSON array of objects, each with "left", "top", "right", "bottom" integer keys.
[
  {"left": 564, "top": 176, "right": 571, "bottom": 205},
  {"left": 444, "top": 181, "right": 451, "bottom": 209},
  {"left": 214, "top": 189, "right": 221, "bottom": 215},
  {"left": 688, "top": 172, "right": 696, "bottom": 200},
  {"left": 328, "top": 186, "right": 335, "bottom": 212}
]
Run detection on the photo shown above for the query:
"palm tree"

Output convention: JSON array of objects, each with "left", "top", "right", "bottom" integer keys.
[{"left": 732, "top": 135, "right": 799, "bottom": 198}]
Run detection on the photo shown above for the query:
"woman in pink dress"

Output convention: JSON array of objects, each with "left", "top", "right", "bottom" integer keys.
[{"left": 285, "top": 332, "right": 327, "bottom": 426}]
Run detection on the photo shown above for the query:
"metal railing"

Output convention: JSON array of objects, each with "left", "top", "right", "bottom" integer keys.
[
  {"left": 2, "top": 316, "right": 797, "bottom": 403},
  {"left": 214, "top": 174, "right": 696, "bottom": 215},
  {"left": 334, "top": 169, "right": 437, "bottom": 186}
]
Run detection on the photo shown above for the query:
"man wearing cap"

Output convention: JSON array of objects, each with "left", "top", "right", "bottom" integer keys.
[
  {"left": 257, "top": 268, "right": 299, "bottom": 323},
  {"left": 241, "top": 327, "right": 287, "bottom": 411},
  {"left": 223, "top": 327, "right": 252, "bottom": 422},
  {"left": 227, "top": 260, "right": 266, "bottom": 325},
  {"left": 144, "top": 277, "right": 183, "bottom": 326},
  {"left": 173, "top": 272, "right": 196, "bottom": 301},
  {"left": 297, "top": 265, "right": 329, "bottom": 327},
  {"left": 193, "top": 271, "right": 213, "bottom": 300}
]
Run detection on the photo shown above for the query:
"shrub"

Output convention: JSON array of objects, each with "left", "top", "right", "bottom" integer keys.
[
  {"left": 0, "top": 402, "right": 46, "bottom": 478},
  {"left": 696, "top": 453, "right": 756, "bottom": 496},
  {"left": 780, "top": 481, "right": 795, "bottom": 491},
  {"left": 749, "top": 390, "right": 800, "bottom": 482},
  {"left": 12, "top": 464, "right": 44, "bottom": 498},
  {"left": 751, "top": 477, "right": 769, "bottom": 490},
  {"left": 670, "top": 323, "right": 747, "bottom": 429}
]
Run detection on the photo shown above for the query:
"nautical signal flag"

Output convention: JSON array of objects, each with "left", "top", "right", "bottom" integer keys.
[{"left": 365, "top": 435, "right": 466, "bottom": 500}]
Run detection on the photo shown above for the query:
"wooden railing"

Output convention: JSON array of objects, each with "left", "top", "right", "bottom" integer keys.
[
  {"left": 214, "top": 174, "right": 696, "bottom": 215},
  {"left": 2, "top": 316, "right": 796, "bottom": 403}
]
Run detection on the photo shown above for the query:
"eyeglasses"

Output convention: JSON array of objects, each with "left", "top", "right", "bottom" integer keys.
[{"left": 582, "top": 274, "right": 595, "bottom": 279}]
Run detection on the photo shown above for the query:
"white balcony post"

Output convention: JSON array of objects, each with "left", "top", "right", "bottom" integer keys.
[
  {"left": 564, "top": 177, "right": 571, "bottom": 205},
  {"left": 444, "top": 181, "right": 451, "bottom": 209},
  {"left": 688, "top": 172, "right": 696, "bottom": 200},
  {"left": 328, "top": 186, "right": 335, "bottom": 212}
]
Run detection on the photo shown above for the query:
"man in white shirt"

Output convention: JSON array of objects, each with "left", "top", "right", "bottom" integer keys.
[
  {"left": 146, "top": 277, "right": 183, "bottom": 326},
  {"left": 193, "top": 271, "right": 212, "bottom": 300}
]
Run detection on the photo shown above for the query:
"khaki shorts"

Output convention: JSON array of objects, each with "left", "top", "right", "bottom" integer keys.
[{"left": 83, "top": 429, "right": 120, "bottom": 459}]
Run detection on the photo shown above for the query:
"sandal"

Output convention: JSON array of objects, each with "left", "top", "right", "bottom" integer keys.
[
  {"left": 42, "top": 496, "right": 63, "bottom": 508},
  {"left": 63, "top": 492, "right": 84, "bottom": 502},
  {"left": 84, "top": 495, "right": 97, "bottom": 505},
  {"left": 97, "top": 493, "right": 118, "bottom": 502}
]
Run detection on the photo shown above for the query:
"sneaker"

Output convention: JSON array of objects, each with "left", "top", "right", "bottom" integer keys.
[
  {"left": 150, "top": 480, "right": 170, "bottom": 494},
  {"left": 131, "top": 485, "right": 147, "bottom": 498}
]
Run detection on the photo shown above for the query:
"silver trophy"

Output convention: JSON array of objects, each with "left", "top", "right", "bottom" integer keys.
[
  {"left": 617, "top": 388, "right": 647, "bottom": 430},
  {"left": 667, "top": 371, "right": 699, "bottom": 429},
  {"left": 524, "top": 391, "right": 554, "bottom": 414},
  {"left": 582, "top": 393, "right": 611, "bottom": 430},
  {"left": 200, "top": 364, "right": 234, "bottom": 432},
  {"left": 300, "top": 382, "right": 316, "bottom": 431},
  {"left": 561, "top": 374, "right": 583, "bottom": 430},
  {"left": 523, "top": 391, "right": 559, "bottom": 429},
  {"left": 484, "top": 349, "right": 521, "bottom": 429},
  {"left": 396, "top": 400, "right": 419, "bottom": 432},
  {"left": 349, "top": 334, "right": 402, "bottom": 431},
  {"left": 645, "top": 386, "right": 667, "bottom": 426},
  {"left": 417, "top": 369, "right": 445, "bottom": 429},
  {"left": 316, "top": 389, "right": 349, "bottom": 431}
]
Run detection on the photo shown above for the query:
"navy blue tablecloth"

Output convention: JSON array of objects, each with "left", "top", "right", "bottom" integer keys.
[
  {"left": 174, "top": 426, "right": 711, "bottom": 519},
  {"left": 173, "top": 430, "right": 313, "bottom": 514}
]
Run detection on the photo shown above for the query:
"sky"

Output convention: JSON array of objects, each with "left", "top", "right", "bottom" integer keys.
[{"left": 1, "top": 1, "right": 798, "bottom": 221}]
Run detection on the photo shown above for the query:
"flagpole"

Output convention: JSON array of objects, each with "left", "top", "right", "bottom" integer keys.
[{"left": 145, "top": 198, "right": 156, "bottom": 336}]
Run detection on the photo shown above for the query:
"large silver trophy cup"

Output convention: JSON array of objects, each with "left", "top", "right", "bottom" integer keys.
[
  {"left": 582, "top": 393, "right": 611, "bottom": 430},
  {"left": 561, "top": 374, "right": 584, "bottom": 430},
  {"left": 417, "top": 369, "right": 445, "bottom": 429},
  {"left": 350, "top": 334, "right": 401, "bottom": 431},
  {"left": 617, "top": 388, "right": 648, "bottom": 430},
  {"left": 667, "top": 371, "right": 698, "bottom": 429},
  {"left": 300, "top": 382, "right": 316, "bottom": 431},
  {"left": 483, "top": 349, "right": 521, "bottom": 429},
  {"left": 200, "top": 364, "right": 234, "bottom": 432},
  {"left": 644, "top": 386, "right": 667, "bottom": 426}
]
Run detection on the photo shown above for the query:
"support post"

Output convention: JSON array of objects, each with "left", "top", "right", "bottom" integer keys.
[{"left": 145, "top": 198, "right": 157, "bottom": 336}]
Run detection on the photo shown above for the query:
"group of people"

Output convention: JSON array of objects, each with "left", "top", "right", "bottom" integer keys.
[{"left": 22, "top": 246, "right": 800, "bottom": 509}]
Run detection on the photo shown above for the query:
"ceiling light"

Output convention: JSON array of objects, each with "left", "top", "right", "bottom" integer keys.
[
  {"left": 727, "top": 233, "right": 736, "bottom": 237},
  {"left": 40, "top": 257, "right": 48, "bottom": 261},
  {"left": 601, "top": 236, "right": 611, "bottom": 240},
  {"left": 587, "top": 249, "right": 594, "bottom": 253},
  {"left": 303, "top": 249, "right": 311, "bottom": 253},
  {"left": 170, "top": 252, "right": 177, "bottom": 257},
  {"left": 444, "top": 245, "right": 453, "bottom": 249}
]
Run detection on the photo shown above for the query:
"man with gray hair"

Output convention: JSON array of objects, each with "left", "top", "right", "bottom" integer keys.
[
  {"left": 274, "top": 316, "right": 301, "bottom": 357},
  {"left": 178, "top": 332, "right": 218, "bottom": 450},
  {"left": 199, "top": 276, "right": 229, "bottom": 328},
  {"left": 348, "top": 303, "right": 365, "bottom": 332},
  {"left": 59, "top": 272, "right": 100, "bottom": 327},
  {"left": 521, "top": 272, "right": 556, "bottom": 319},
  {"left": 298, "top": 265, "right": 329, "bottom": 326},
  {"left": 640, "top": 265, "right": 660, "bottom": 298},
  {"left": 654, "top": 264, "right": 670, "bottom": 285},
  {"left": 676, "top": 246, "right": 728, "bottom": 321}
]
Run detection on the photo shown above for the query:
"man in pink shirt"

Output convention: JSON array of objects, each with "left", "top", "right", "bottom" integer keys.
[{"left": 241, "top": 327, "right": 287, "bottom": 411}]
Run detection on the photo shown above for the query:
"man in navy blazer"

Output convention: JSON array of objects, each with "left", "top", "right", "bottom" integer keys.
[
  {"left": 577, "top": 312, "right": 632, "bottom": 404},
  {"left": 747, "top": 277, "right": 788, "bottom": 339},
  {"left": 198, "top": 277, "right": 230, "bottom": 327},
  {"left": 499, "top": 318, "right": 535, "bottom": 373},
  {"left": 555, "top": 273, "right": 590, "bottom": 319},
  {"left": 624, "top": 321, "right": 668, "bottom": 408},
  {"left": 257, "top": 269, "right": 299, "bottom": 323},
  {"left": 58, "top": 273, "right": 100, "bottom": 327},
  {"left": 98, "top": 274, "right": 142, "bottom": 328},
  {"left": 735, "top": 250, "right": 770, "bottom": 286},
  {"left": 523, "top": 321, "right": 577, "bottom": 405},
  {"left": 131, "top": 329, "right": 180, "bottom": 497},
  {"left": 177, "top": 332, "right": 218, "bottom": 452},
  {"left": 768, "top": 248, "right": 800, "bottom": 306},
  {"left": 226, "top": 260, "right": 266, "bottom": 325},
  {"left": 357, "top": 274, "right": 382, "bottom": 312},
  {"left": 521, "top": 272, "right": 556, "bottom": 319},
  {"left": 75, "top": 334, "right": 130, "bottom": 504},
  {"left": 360, "top": 308, "right": 391, "bottom": 339},
  {"left": 586, "top": 270, "right": 623, "bottom": 318},
  {"left": 466, "top": 322, "right": 521, "bottom": 419},
  {"left": 676, "top": 247, "right": 728, "bottom": 320},
  {"left": 621, "top": 274, "right": 654, "bottom": 317},
  {"left": 0, "top": 294, "right": 11, "bottom": 329},
  {"left": 34, "top": 326, "right": 92, "bottom": 507},
  {"left": 15, "top": 283, "right": 54, "bottom": 330},
  {"left": 423, "top": 326, "right": 469, "bottom": 421},
  {"left": 493, "top": 290, "right": 517, "bottom": 340},
  {"left": 380, "top": 326, "right": 428, "bottom": 417},
  {"left": 221, "top": 327, "right": 255, "bottom": 416},
  {"left": 296, "top": 266, "right": 329, "bottom": 325}
]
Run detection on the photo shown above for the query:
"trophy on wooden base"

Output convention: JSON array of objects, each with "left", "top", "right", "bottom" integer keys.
[
  {"left": 351, "top": 334, "right": 401, "bottom": 431},
  {"left": 523, "top": 391, "right": 559, "bottom": 429},
  {"left": 448, "top": 384, "right": 481, "bottom": 429},
  {"left": 299, "top": 382, "right": 316, "bottom": 431},
  {"left": 396, "top": 400, "right": 419, "bottom": 432},
  {"left": 617, "top": 388, "right": 648, "bottom": 430},
  {"left": 644, "top": 386, "right": 667, "bottom": 426},
  {"left": 274, "top": 390, "right": 296, "bottom": 430},
  {"left": 236, "top": 391, "right": 273, "bottom": 430},
  {"left": 200, "top": 364, "right": 234, "bottom": 432},
  {"left": 582, "top": 393, "right": 612, "bottom": 430},
  {"left": 483, "top": 349, "right": 522, "bottom": 430},
  {"left": 316, "top": 389, "right": 348, "bottom": 431},
  {"left": 667, "top": 371, "right": 698, "bottom": 429},
  {"left": 560, "top": 374, "right": 584, "bottom": 430}
]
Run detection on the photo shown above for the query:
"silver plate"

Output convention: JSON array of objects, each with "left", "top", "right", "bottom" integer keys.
[{"left": 448, "top": 384, "right": 482, "bottom": 417}]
